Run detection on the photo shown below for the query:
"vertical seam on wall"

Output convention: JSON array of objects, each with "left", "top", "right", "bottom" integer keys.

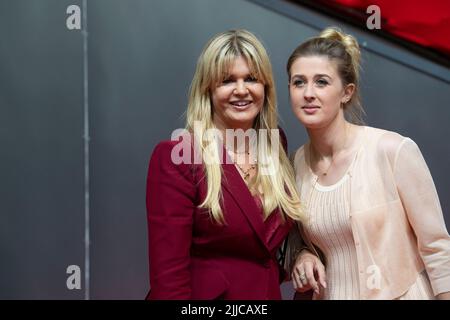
[{"left": 82, "top": 0, "right": 90, "bottom": 301}]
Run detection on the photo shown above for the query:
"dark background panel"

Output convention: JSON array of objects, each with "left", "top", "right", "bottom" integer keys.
[{"left": 0, "top": 0, "right": 85, "bottom": 299}]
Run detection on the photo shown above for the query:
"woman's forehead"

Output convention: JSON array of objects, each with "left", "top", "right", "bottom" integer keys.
[
  {"left": 219, "top": 54, "right": 258, "bottom": 76},
  {"left": 291, "top": 56, "right": 338, "bottom": 76}
]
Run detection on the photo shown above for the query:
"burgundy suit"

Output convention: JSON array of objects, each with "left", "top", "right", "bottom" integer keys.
[{"left": 146, "top": 132, "right": 293, "bottom": 299}]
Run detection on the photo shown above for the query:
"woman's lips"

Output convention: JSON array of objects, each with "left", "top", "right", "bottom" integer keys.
[
  {"left": 302, "top": 105, "right": 320, "bottom": 114},
  {"left": 230, "top": 100, "right": 252, "bottom": 109}
]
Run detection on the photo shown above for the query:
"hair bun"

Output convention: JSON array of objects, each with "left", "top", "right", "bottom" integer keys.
[
  {"left": 319, "top": 27, "right": 361, "bottom": 80},
  {"left": 319, "top": 27, "right": 361, "bottom": 77}
]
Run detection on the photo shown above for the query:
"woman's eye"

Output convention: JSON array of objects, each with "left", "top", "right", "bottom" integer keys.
[
  {"left": 222, "top": 78, "right": 233, "bottom": 85},
  {"left": 316, "top": 79, "right": 329, "bottom": 86},
  {"left": 293, "top": 79, "right": 304, "bottom": 87},
  {"left": 245, "top": 77, "right": 257, "bottom": 82}
]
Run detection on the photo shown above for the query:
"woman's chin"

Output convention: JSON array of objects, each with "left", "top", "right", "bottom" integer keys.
[
  {"left": 296, "top": 115, "right": 324, "bottom": 129},
  {"left": 225, "top": 113, "right": 259, "bottom": 128}
]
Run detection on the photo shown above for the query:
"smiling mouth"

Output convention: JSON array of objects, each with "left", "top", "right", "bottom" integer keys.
[{"left": 230, "top": 100, "right": 252, "bottom": 107}]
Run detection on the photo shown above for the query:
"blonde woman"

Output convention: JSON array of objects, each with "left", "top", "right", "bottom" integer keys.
[
  {"left": 146, "top": 29, "right": 304, "bottom": 299},
  {"left": 286, "top": 27, "right": 450, "bottom": 300}
]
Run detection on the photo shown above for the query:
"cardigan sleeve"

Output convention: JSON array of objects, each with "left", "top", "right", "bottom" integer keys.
[
  {"left": 146, "top": 140, "right": 196, "bottom": 299},
  {"left": 394, "top": 138, "right": 450, "bottom": 295}
]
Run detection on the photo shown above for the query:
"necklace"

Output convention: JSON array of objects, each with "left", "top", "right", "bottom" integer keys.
[
  {"left": 306, "top": 124, "right": 350, "bottom": 206},
  {"left": 310, "top": 124, "right": 349, "bottom": 177},
  {"left": 235, "top": 161, "right": 257, "bottom": 181},
  {"left": 228, "top": 149, "right": 258, "bottom": 181},
  {"left": 224, "top": 142, "right": 258, "bottom": 181}
]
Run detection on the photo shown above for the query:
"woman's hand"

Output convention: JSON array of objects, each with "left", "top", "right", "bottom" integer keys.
[
  {"left": 437, "top": 291, "right": 450, "bottom": 300},
  {"left": 292, "top": 250, "right": 327, "bottom": 295}
]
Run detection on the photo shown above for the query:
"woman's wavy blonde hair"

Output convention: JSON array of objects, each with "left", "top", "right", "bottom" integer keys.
[{"left": 186, "top": 29, "right": 305, "bottom": 225}]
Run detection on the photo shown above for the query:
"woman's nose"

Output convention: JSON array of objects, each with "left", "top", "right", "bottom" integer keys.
[
  {"left": 303, "top": 84, "right": 315, "bottom": 101},
  {"left": 234, "top": 80, "right": 249, "bottom": 95}
]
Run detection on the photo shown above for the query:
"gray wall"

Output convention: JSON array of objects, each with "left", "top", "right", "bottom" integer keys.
[
  {"left": 1, "top": 0, "right": 449, "bottom": 299},
  {"left": 0, "top": 0, "right": 85, "bottom": 299}
]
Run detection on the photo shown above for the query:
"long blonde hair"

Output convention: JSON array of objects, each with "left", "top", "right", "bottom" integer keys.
[{"left": 186, "top": 29, "right": 305, "bottom": 225}]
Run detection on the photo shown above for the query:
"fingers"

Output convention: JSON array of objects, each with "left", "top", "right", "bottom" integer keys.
[
  {"left": 304, "top": 262, "right": 320, "bottom": 294},
  {"left": 291, "top": 253, "right": 326, "bottom": 294},
  {"left": 292, "top": 265, "right": 305, "bottom": 291},
  {"left": 293, "top": 264, "right": 312, "bottom": 292},
  {"left": 315, "top": 261, "right": 327, "bottom": 289},
  {"left": 292, "top": 262, "right": 314, "bottom": 293}
]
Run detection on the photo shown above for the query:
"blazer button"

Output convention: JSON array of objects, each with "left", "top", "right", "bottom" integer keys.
[{"left": 262, "top": 260, "right": 271, "bottom": 268}]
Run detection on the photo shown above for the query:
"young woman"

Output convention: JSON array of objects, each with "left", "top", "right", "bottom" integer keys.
[{"left": 286, "top": 27, "right": 450, "bottom": 300}]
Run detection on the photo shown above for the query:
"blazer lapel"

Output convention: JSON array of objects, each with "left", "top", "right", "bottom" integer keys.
[{"left": 221, "top": 156, "right": 271, "bottom": 254}]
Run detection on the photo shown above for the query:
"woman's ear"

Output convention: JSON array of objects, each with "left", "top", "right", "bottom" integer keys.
[{"left": 342, "top": 83, "right": 355, "bottom": 104}]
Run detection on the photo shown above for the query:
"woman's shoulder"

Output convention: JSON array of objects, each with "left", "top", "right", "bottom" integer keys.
[
  {"left": 150, "top": 132, "right": 199, "bottom": 171},
  {"left": 363, "top": 125, "right": 406, "bottom": 145},
  {"left": 151, "top": 131, "right": 195, "bottom": 156},
  {"left": 363, "top": 126, "right": 416, "bottom": 165},
  {"left": 151, "top": 138, "right": 187, "bottom": 160},
  {"left": 152, "top": 138, "right": 182, "bottom": 151}
]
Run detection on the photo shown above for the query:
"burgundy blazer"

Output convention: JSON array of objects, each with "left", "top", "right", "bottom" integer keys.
[{"left": 146, "top": 131, "right": 293, "bottom": 300}]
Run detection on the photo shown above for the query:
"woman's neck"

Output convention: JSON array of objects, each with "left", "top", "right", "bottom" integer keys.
[
  {"left": 307, "top": 117, "right": 352, "bottom": 160},
  {"left": 213, "top": 118, "right": 254, "bottom": 154}
]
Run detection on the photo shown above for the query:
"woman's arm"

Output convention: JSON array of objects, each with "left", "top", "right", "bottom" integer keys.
[
  {"left": 146, "top": 140, "right": 196, "bottom": 299},
  {"left": 393, "top": 137, "right": 450, "bottom": 298}
]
